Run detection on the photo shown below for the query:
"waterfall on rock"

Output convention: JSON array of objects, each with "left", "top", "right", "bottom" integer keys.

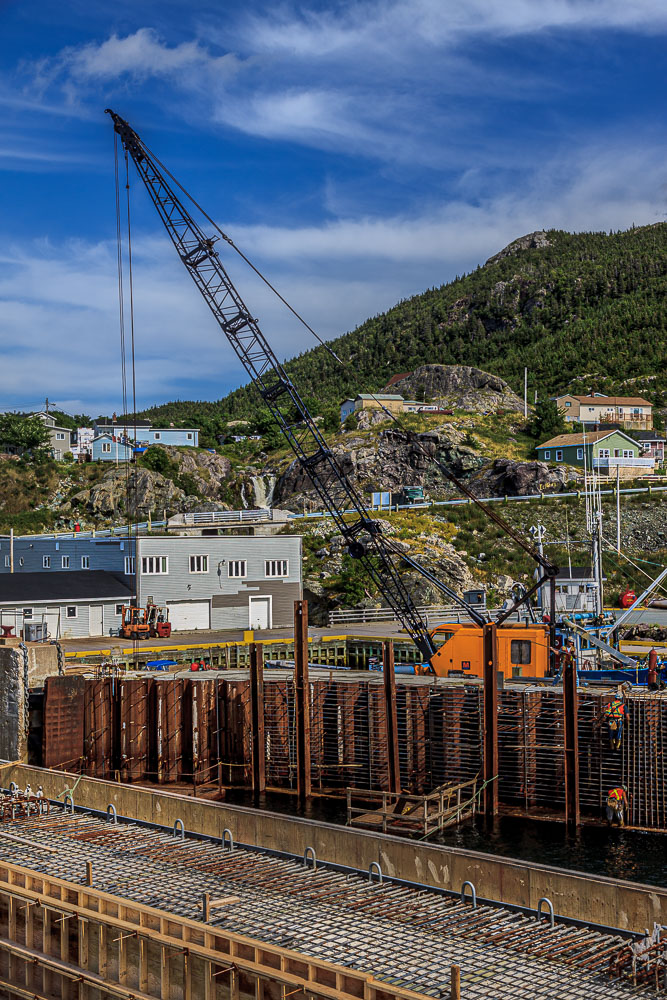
[{"left": 251, "top": 475, "right": 276, "bottom": 508}]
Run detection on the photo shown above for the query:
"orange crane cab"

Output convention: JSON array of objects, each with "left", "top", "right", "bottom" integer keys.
[
  {"left": 428, "top": 622, "right": 551, "bottom": 680},
  {"left": 146, "top": 603, "right": 171, "bottom": 639},
  {"left": 120, "top": 605, "right": 150, "bottom": 641}
]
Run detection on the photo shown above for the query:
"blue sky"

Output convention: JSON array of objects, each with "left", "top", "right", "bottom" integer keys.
[{"left": 1, "top": 0, "right": 666, "bottom": 417}]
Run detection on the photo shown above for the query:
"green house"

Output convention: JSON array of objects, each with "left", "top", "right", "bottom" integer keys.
[{"left": 536, "top": 430, "right": 654, "bottom": 478}]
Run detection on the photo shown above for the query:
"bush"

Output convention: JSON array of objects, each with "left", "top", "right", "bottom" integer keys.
[{"left": 140, "top": 446, "right": 179, "bottom": 478}]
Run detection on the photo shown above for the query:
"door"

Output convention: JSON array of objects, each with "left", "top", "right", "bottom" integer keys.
[
  {"left": 45, "top": 608, "right": 60, "bottom": 639},
  {"left": 249, "top": 596, "right": 271, "bottom": 630},
  {"left": 89, "top": 605, "right": 104, "bottom": 635},
  {"left": 167, "top": 600, "right": 210, "bottom": 631}
]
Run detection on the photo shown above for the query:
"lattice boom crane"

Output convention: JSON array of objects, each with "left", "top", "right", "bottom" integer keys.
[{"left": 106, "top": 109, "right": 487, "bottom": 665}]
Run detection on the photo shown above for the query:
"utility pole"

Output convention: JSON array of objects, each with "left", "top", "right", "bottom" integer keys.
[
  {"left": 616, "top": 464, "right": 621, "bottom": 553},
  {"left": 44, "top": 397, "right": 50, "bottom": 416},
  {"left": 524, "top": 368, "right": 528, "bottom": 419}
]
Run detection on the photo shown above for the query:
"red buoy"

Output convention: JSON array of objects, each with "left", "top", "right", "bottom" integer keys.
[{"left": 619, "top": 588, "right": 636, "bottom": 609}]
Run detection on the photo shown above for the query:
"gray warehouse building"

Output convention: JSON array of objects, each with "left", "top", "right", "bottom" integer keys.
[{"left": 0, "top": 533, "right": 302, "bottom": 636}]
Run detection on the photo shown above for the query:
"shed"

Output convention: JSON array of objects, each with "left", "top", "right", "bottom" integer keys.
[{"left": 0, "top": 571, "right": 134, "bottom": 639}]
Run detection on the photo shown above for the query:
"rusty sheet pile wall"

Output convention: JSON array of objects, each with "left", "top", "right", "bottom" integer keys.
[{"left": 40, "top": 675, "right": 667, "bottom": 829}]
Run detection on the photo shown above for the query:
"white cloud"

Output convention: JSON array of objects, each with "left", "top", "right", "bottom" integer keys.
[{"left": 61, "top": 27, "right": 237, "bottom": 83}]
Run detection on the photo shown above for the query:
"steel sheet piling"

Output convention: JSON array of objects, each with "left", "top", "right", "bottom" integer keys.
[{"left": 294, "top": 600, "right": 312, "bottom": 802}]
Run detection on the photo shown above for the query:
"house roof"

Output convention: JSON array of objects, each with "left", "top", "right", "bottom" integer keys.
[
  {"left": 555, "top": 566, "right": 607, "bottom": 582},
  {"left": 537, "top": 429, "right": 636, "bottom": 449},
  {"left": 573, "top": 395, "right": 652, "bottom": 407},
  {"left": 0, "top": 571, "right": 134, "bottom": 605},
  {"left": 635, "top": 430, "right": 666, "bottom": 441},
  {"left": 357, "top": 393, "right": 404, "bottom": 401},
  {"left": 384, "top": 372, "right": 412, "bottom": 388}
]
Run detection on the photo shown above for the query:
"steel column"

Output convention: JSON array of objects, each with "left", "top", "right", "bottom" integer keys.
[
  {"left": 563, "top": 662, "right": 580, "bottom": 827},
  {"left": 249, "top": 643, "right": 266, "bottom": 797},
  {"left": 294, "top": 600, "right": 312, "bottom": 802},
  {"left": 483, "top": 623, "right": 499, "bottom": 816},
  {"left": 382, "top": 641, "right": 401, "bottom": 793}
]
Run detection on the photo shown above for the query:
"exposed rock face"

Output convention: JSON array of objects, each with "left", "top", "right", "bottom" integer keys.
[
  {"left": 486, "top": 231, "right": 552, "bottom": 265},
  {"left": 273, "top": 426, "right": 484, "bottom": 506},
  {"left": 71, "top": 467, "right": 185, "bottom": 520},
  {"left": 176, "top": 449, "right": 232, "bottom": 499},
  {"left": 470, "top": 458, "right": 573, "bottom": 497},
  {"left": 388, "top": 364, "right": 524, "bottom": 413}
]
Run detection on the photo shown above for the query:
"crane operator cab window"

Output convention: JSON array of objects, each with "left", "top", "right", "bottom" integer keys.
[{"left": 510, "top": 638, "right": 532, "bottom": 677}]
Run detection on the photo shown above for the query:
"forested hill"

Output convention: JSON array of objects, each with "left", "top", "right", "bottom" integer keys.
[{"left": 139, "top": 223, "right": 667, "bottom": 441}]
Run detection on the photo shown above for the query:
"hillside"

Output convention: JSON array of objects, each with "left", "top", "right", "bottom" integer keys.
[{"left": 137, "top": 223, "right": 667, "bottom": 439}]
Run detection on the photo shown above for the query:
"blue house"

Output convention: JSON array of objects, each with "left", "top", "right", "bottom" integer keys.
[
  {"left": 92, "top": 434, "right": 134, "bottom": 462},
  {"left": 146, "top": 428, "right": 199, "bottom": 447}
]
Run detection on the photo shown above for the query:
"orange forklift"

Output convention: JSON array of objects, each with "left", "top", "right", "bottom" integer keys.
[{"left": 120, "top": 605, "right": 150, "bottom": 641}]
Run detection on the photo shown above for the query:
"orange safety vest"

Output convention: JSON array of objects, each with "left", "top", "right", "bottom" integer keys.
[
  {"left": 605, "top": 699, "right": 625, "bottom": 720},
  {"left": 609, "top": 788, "right": 624, "bottom": 801}
]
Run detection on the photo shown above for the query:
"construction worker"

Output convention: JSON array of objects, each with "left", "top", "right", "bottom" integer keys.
[
  {"left": 603, "top": 689, "right": 626, "bottom": 750},
  {"left": 647, "top": 648, "right": 659, "bottom": 691},
  {"left": 606, "top": 785, "right": 629, "bottom": 827}
]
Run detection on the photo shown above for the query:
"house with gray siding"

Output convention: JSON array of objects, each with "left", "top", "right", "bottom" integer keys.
[
  {"left": 0, "top": 571, "right": 133, "bottom": 639},
  {"left": 135, "top": 535, "right": 302, "bottom": 631},
  {"left": 0, "top": 536, "right": 135, "bottom": 575}
]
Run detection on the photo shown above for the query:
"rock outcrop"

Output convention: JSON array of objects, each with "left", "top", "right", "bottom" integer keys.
[
  {"left": 470, "top": 458, "right": 573, "bottom": 497},
  {"left": 70, "top": 467, "right": 185, "bottom": 520},
  {"left": 176, "top": 449, "right": 232, "bottom": 498},
  {"left": 387, "top": 364, "right": 524, "bottom": 413},
  {"left": 273, "top": 426, "right": 484, "bottom": 506},
  {"left": 486, "top": 231, "right": 552, "bottom": 265}
]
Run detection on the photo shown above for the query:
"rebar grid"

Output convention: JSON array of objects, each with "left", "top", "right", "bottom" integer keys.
[{"left": 0, "top": 806, "right": 656, "bottom": 998}]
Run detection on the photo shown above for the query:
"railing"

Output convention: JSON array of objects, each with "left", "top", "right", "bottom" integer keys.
[
  {"left": 592, "top": 457, "right": 654, "bottom": 469},
  {"left": 347, "top": 778, "right": 479, "bottom": 837},
  {"left": 180, "top": 509, "right": 274, "bottom": 525},
  {"left": 328, "top": 604, "right": 486, "bottom": 626}
]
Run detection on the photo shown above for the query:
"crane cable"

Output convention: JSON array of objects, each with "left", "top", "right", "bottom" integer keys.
[{"left": 114, "top": 133, "right": 140, "bottom": 657}]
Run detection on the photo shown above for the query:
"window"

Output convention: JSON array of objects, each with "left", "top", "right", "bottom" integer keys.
[
  {"left": 142, "top": 556, "right": 168, "bottom": 575},
  {"left": 3, "top": 556, "right": 8, "bottom": 567},
  {"left": 623, "top": 449, "right": 633, "bottom": 458},
  {"left": 543, "top": 450, "right": 551, "bottom": 460},
  {"left": 555, "top": 450, "right": 563, "bottom": 462},
  {"left": 55, "top": 432, "right": 65, "bottom": 441},
  {"left": 228, "top": 560, "right": 247, "bottom": 578},
  {"left": 189, "top": 554, "right": 209, "bottom": 574},
  {"left": 265, "top": 559, "right": 289, "bottom": 578},
  {"left": 66, "top": 606, "right": 77, "bottom": 619},
  {"left": 510, "top": 639, "right": 531, "bottom": 665},
  {"left": 19, "top": 558, "right": 23, "bottom": 567},
  {"left": 61, "top": 555, "right": 70, "bottom": 569},
  {"left": 576, "top": 448, "right": 584, "bottom": 460},
  {"left": 565, "top": 401, "right": 571, "bottom": 407},
  {"left": 124, "top": 556, "right": 135, "bottom": 574},
  {"left": 102, "top": 442, "right": 111, "bottom": 453},
  {"left": 115, "top": 604, "right": 124, "bottom": 615},
  {"left": 81, "top": 556, "right": 90, "bottom": 569},
  {"left": 153, "top": 432, "right": 161, "bottom": 440},
  {"left": 599, "top": 448, "right": 610, "bottom": 458},
  {"left": 187, "top": 433, "right": 193, "bottom": 440},
  {"left": 43, "top": 555, "right": 51, "bottom": 568},
  {"left": 22, "top": 608, "right": 33, "bottom": 620}
]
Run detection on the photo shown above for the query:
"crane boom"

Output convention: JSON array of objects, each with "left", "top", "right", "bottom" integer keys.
[{"left": 107, "top": 108, "right": 473, "bottom": 661}]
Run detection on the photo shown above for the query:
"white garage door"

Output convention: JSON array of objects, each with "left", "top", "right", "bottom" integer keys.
[{"left": 167, "top": 600, "right": 210, "bottom": 631}]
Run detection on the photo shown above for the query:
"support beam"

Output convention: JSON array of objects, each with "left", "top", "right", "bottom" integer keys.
[
  {"left": 294, "top": 600, "right": 312, "bottom": 802},
  {"left": 563, "top": 661, "right": 580, "bottom": 827},
  {"left": 249, "top": 643, "right": 266, "bottom": 797},
  {"left": 483, "top": 623, "right": 499, "bottom": 817},
  {"left": 382, "top": 641, "right": 401, "bottom": 794}
]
